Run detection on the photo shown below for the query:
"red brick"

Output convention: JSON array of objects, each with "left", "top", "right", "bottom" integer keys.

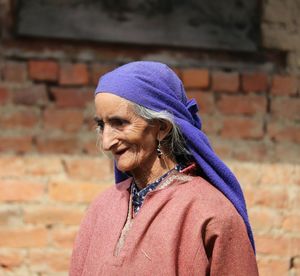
[
  {"left": 82, "top": 138, "right": 100, "bottom": 155},
  {"left": 295, "top": 257, "right": 300, "bottom": 268},
  {"left": 36, "top": 136, "right": 78, "bottom": 154},
  {"left": 0, "top": 227, "right": 48, "bottom": 247},
  {"left": 232, "top": 141, "right": 270, "bottom": 162},
  {"left": 268, "top": 121, "right": 300, "bottom": 143},
  {"left": 182, "top": 68, "right": 209, "bottom": 89},
  {"left": 293, "top": 257, "right": 300, "bottom": 275},
  {"left": 0, "top": 156, "right": 26, "bottom": 177},
  {"left": 0, "top": 179, "right": 45, "bottom": 202},
  {"left": 242, "top": 72, "right": 268, "bottom": 92},
  {"left": 91, "top": 64, "right": 114, "bottom": 85},
  {"left": 255, "top": 234, "right": 290, "bottom": 256},
  {"left": 247, "top": 186, "right": 288, "bottom": 209},
  {"left": 29, "top": 250, "right": 71, "bottom": 272},
  {"left": 282, "top": 214, "right": 300, "bottom": 232},
  {"left": 13, "top": 84, "right": 48, "bottom": 106},
  {"left": 201, "top": 115, "right": 221, "bottom": 134},
  {"left": 186, "top": 90, "right": 215, "bottom": 114},
  {"left": 217, "top": 94, "right": 267, "bottom": 115},
  {"left": 50, "top": 228, "right": 78, "bottom": 248},
  {"left": 291, "top": 237, "right": 300, "bottom": 256},
  {"left": 49, "top": 180, "right": 111, "bottom": 203},
  {"left": 233, "top": 162, "right": 300, "bottom": 190},
  {"left": 0, "top": 207, "right": 20, "bottom": 226},
  {"left": 257, "top": 258, "right": 290, "bottom": 276},
  {"left": 0, "top": 156, "right": 63, "bottom": 177},
  {"left": 0, "top": 250, "right": 25, "bottom": 268},
  {"left": 291, "top": 192, "right": 300, "bottom": 209},
  {"left": 28, "top": 60, "right": 58, "bottom": 82},
  {"left": 249, "top": 208, "right": 283, "bottom": 232},
  {"left": 0, "top": 135, "right": 33, "bottom": 153},
  {"left": 221, "top": 117, "right": 264, "bottom": 139},
  {"left": 86, "top": 114, "right": 99, "bottom": 132},
  {"left": 51, "top": 87, "right": 93, "bottom": 108},
  {"left": 64, "top": 157, "right": 113, "bottom": 181},
  {"left": 212, "top": 140, "right": 233, "bottom": 158},
  {"left": 259, "top": 163, "right": 300, "bottom": 186},
  {"left": 271, "top": 97, "right": 300, "bottom": 120},
  {"left": 293, "top": 268, "right": 300, "bottom": 276},
  {"left": 21, "top": 156, "right": 64, "bottom": 176},
  {"left": 242, "top": 187, "right": 256, "bottom": 207},
  {"left": 0, "top": 86, "right": 9, "bottom": 104},
  {"left": 0, "top": 108, "right": 40, "bottom": 129},
  {"left": 24, "top": 206, "right": 84, "bottom": 225},
  {"left": 274, "top": 143, "right": 300, "bottom": 164},
  {"left": 212, "top": 71, "right": 239, "bottom": 93},
  {"left": 43, "top": 108, "right": 84, "bottom": 132},
  {"left": 59, "top": 63, "right": 89, "bottom": 85},
  {"left": 230, "top": 160, "right": 263, "bottom": 186},
  {"left": 271, "top": 75, "right": 298, "bottom": 96},
  {"left": 3, "top": 61, "right": 27, "bottom": 83}
]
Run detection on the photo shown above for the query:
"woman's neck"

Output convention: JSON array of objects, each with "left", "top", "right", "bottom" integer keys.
[{"left": 131, "top": 157, "right": 176, "bottom": 190}]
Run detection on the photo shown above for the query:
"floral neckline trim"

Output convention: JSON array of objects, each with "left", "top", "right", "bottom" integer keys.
[{"left": 131, "top": 164, "right": 184, "bottom": 214}]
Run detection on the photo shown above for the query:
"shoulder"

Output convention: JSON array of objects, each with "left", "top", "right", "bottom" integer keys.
[
  {"left": 176, "top": 176, "right": 249, "bottom": 240},
  {"left": 174, "top": 176, "right": 231, "bottom": 205},
  {"left": 173, "top": 175, "right": 243, "bottom": 223}
]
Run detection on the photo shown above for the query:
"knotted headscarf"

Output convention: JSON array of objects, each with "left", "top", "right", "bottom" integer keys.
[{"left": 95, "top": 61, "right": 255, "bottom": 252}]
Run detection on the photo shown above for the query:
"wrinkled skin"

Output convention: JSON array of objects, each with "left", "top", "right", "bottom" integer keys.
[{"left": 95, "top": 93, "right": 176, "bottom": 188}]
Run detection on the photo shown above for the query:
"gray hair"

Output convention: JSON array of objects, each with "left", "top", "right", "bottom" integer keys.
[{"left": 133, "top": 103, "right": 192, "bottom": 164}]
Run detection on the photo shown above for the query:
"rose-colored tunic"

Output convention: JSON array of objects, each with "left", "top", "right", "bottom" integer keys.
[{"left": 70, "top": 173, "right": 258, "bottom": 276}]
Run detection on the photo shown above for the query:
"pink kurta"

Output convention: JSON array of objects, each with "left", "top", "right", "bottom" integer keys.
[{"left": 70, "top": 173, "right": 258, "bottom": 276}]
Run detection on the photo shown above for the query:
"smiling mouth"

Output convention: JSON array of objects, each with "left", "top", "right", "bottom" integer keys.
[{"left": 114, "top": 148, "right": 127, "bottom": 156}]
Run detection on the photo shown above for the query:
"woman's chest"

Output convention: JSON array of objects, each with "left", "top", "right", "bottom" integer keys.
[{"left": 82, "top": 192, "right": 209, "bottom": 275}]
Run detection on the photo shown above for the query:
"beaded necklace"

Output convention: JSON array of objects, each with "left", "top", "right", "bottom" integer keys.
[{"left": 131, "top": 164, "right": 184, "bottom": 214}]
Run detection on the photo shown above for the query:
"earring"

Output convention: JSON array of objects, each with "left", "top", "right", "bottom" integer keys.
[{"left": 156, "top": 140, "right": 163, "bottom": 158}]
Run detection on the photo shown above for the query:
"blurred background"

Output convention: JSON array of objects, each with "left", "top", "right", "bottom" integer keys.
[{"left": 0, "top": 0, "right": 299, "bottom": 275}]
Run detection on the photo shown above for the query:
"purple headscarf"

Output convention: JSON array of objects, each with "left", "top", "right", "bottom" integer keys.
[{"left": 95, "top": 61, "right": 255, "bottom": 252}]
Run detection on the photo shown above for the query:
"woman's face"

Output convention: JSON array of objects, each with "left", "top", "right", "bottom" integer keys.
[{"left": 94, "top": 93, "right": 160, "bottom": 175}]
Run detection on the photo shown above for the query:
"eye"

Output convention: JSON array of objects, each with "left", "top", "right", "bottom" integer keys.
[
  {"left": 109, "top": 118, "right": 129, "bottom": 129},
  {"left": 94, "top": 117, "right": 104, "bottom": 132}
]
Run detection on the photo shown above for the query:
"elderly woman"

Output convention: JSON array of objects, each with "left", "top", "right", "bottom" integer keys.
[{"left": 70, "top": 61, "right": 258, "bottom": 275}]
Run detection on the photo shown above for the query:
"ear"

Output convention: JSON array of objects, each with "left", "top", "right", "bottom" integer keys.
[{"left": 157, "top": 120, "right": 173, "bottom": 141}]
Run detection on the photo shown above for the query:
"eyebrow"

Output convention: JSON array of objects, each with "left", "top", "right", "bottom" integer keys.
[
  {"left": 94, "top": 115, "right": 127, "bottom": 121},
  {"left": 94, "top": 116, "right": 102, "bottom": 123}
]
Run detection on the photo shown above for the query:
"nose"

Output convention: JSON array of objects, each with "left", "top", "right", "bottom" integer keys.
[{"left": 101, "top": 124, "right": 118, "bottom": 151}]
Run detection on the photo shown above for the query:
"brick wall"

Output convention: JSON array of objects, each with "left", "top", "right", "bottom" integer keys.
[
  {"left": 0, "top": 156, "right": 299, "bottom": 275},
  {"left": 0, "top": 61, "right": 299, "bottom": 162},
  {"left": 0, "top": 155, "right": 113, "bottom": 276},
  {"left": 0, "top": 0, "right": 300, "bottom": 275}
]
